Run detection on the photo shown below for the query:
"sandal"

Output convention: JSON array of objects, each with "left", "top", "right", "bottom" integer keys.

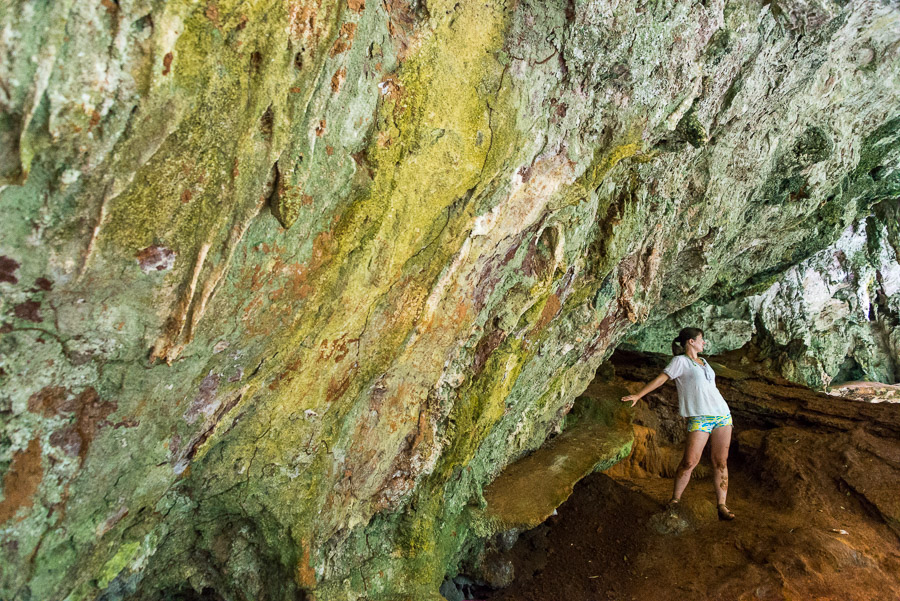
[
  {"left": 717, "top": 503, "right": 735, "bottom": 521},
  {"left": 665, "top": 498, "right": 680, "bottom": 513}
]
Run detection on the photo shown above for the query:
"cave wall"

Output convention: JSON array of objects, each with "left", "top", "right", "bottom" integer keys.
[
  {"left": 1, "top": 0, "right": 899, "bottom": 599},
  {"left": 628, "top": 201, "right": 900, "bottom": 388}
]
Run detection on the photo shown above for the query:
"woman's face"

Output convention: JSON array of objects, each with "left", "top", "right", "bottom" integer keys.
[{"left": 688, "top": 334, "right": 705, "bottom": 353}]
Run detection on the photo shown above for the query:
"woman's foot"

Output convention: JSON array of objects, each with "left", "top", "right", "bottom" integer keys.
[
  {"left": 717, "top": 503, "right": 735, "bottom": 521},
  {"left": 665, "top": 498, "right": 680, "bottom": 513}
]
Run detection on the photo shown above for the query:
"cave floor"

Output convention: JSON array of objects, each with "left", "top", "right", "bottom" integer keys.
[
  {"left": 489, "top": 470, "right": 900, "bottom": 601},
  {"left": 486, "top": 466, "right": 900, "bottom": 601},
  {"left": 477, "top": 350, "right": 900, "bottom": 601}
]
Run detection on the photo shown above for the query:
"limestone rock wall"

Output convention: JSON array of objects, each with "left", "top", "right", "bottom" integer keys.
[
  {"left": 1, "top": 0, "right": 899, "bottom": 599},
  {"left": 629, "top": 202, "right": 900, "bottom": 388}
]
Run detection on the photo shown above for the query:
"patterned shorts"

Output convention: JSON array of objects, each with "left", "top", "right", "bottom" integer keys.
[{"left": 686, "top": 414, "right": 733, "bottom": 433}]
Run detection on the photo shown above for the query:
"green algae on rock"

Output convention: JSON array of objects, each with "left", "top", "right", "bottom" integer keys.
[
  {"left": 629, "top": 206, "right": 900, "bottom": 389},
  {"left": 1, "top": 0, "right": 900, "bottom": 600}
]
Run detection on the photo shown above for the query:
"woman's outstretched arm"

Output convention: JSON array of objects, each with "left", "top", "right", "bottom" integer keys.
[{"left": 620, "top": 372, "right": 670, "bottom": 407}]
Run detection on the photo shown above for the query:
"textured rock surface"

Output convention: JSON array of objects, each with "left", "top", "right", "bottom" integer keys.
[
  {"left": 1, "top": 0, "right": 899, "bottom": 599},
  {"left": 478, "top": 385, "right": 633, "bottom": 534},
  {"left": 628, "top": 203, "right": 900, "bottom": 388}
]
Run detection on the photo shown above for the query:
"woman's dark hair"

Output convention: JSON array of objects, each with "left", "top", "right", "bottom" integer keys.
[{"left": 672, "top": 327, "right": 704, "bottom": 356}]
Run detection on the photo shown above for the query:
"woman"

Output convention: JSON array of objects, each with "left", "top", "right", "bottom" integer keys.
[{"left": 620, "top": 327, "right": 735, "bottom": 521}]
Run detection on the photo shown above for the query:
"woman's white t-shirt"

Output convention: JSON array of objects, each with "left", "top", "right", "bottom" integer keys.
[{"left": 663, "top": 355, "right": 731, "bottom": 417}]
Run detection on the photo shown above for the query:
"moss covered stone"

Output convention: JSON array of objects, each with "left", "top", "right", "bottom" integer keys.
[{"left": 1, "top": 0, "right": 899, "bottom": 600}]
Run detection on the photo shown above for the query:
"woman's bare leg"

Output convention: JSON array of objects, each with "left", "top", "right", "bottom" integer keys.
[
  {"left": 710, "top": 424, "right": 733, "bottom": 505},
  {"left": 672, "top": 430, "right": 709, "bottom": 501}
]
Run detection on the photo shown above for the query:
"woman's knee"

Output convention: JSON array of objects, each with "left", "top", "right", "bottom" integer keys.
[{"left": 678, "top": 455, "right": 701, "bottom": 472}]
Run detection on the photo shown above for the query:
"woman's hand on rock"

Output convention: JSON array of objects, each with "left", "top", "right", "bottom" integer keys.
[{"left": 621, "top": 394, "right": 640, "bottom": 407}]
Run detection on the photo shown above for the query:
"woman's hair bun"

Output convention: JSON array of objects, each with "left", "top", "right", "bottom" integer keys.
[{"left": 672, "top": 327, "right": 703, "bottom": 356}]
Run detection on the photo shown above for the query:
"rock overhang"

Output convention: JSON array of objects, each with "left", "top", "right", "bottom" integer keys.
[{"left": 0, "top": 0, "right": 899, "bottom": 599}]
